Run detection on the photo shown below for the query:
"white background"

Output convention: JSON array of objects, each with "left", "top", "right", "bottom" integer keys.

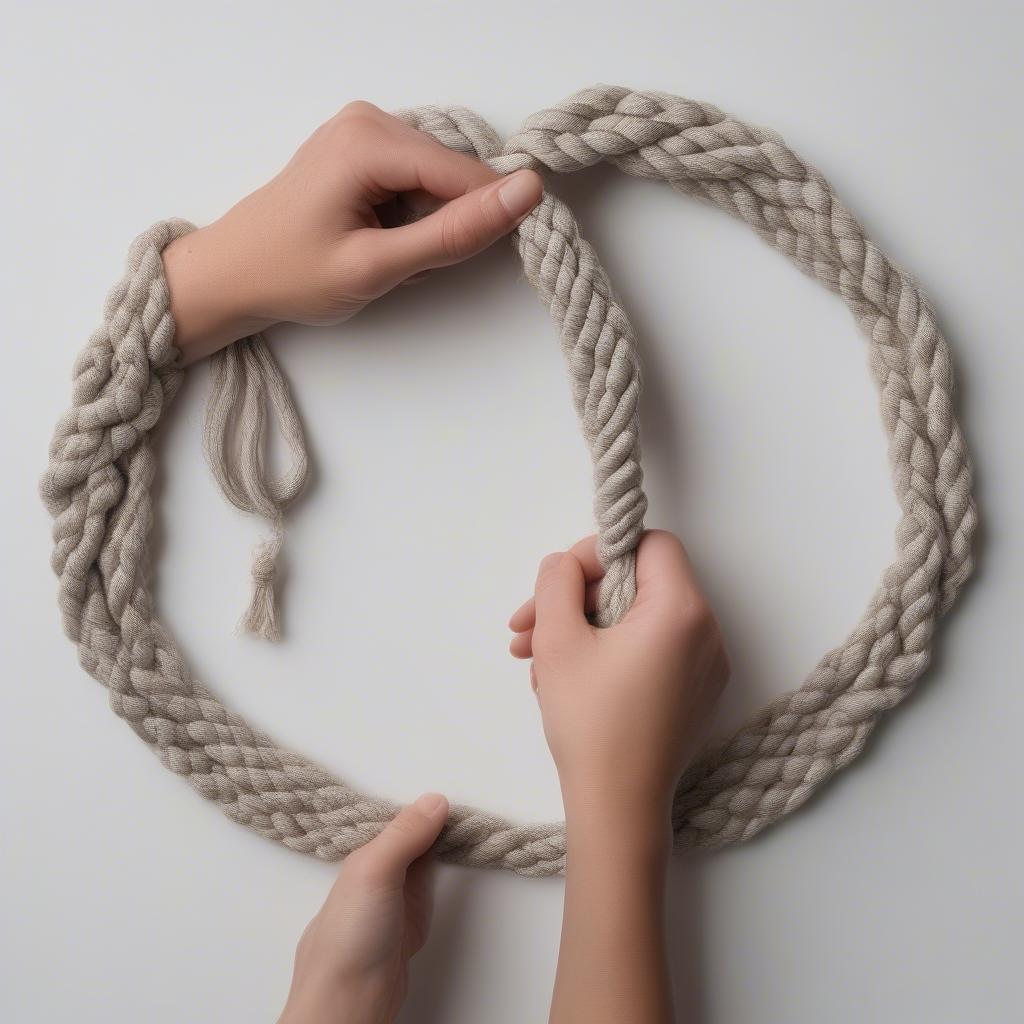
[{"left": 1, "top": 2, "right": 1021, "bottom": 1021}]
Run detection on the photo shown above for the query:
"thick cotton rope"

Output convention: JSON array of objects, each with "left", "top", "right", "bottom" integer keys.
[{"left": 41, "top": 86, "right": 976, "bottom": 875}]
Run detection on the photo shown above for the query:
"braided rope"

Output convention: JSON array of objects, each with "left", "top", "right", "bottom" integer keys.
[{"left": 41, "top": 86, "right": 976, "bottom": 875}]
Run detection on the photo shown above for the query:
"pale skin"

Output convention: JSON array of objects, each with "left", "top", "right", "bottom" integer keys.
[{"left": 163, "top": 100, "right": 729, "bottom": 1024}]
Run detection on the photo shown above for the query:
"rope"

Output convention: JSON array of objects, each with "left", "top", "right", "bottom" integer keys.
[
  {"left": 41, "top": 86, "right": 977, "bottom": 875},
  {"left": 203, "top": 333, "right": 308, "bottom": 639}
]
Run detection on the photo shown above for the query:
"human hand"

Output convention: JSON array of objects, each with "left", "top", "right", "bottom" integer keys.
[
  {"left": 278, "top": 793, "right": 449, "bottom": 1024},
  {"left": 163, "top": 101, "right": 543, "bottom": 362},
  {"left": 508, "top": 531, "right": 729, "bottom": 835}
]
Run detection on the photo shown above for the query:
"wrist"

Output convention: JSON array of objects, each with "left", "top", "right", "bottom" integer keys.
[
  {"left": 561, "top": 777, "right": 673, "bottom": 864},
  {"left": 279, "top": 972, "right": 396, "bottom": 1024},
  {"left": 162, "top": 221, "right": 273, "bottom": 364}
]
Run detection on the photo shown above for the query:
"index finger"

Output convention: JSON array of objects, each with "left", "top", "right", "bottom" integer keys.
[
  {"left": 508, "top": 536, "right": 603, "bottom": 633},
  {"left": 349, "top": 106, "right": 500, "bottom": 200}
]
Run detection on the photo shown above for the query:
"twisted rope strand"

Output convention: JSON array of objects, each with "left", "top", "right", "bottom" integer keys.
[{"left": 42, "top": 87, "right": 976, "bottom": 875}]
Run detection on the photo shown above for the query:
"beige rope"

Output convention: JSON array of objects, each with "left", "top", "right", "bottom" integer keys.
[
  {"left": 41, "top": 86, "right": 976, "bottom": 874},
  {"left": 203, "top": 333, "right": 308, "bottom": 639}
]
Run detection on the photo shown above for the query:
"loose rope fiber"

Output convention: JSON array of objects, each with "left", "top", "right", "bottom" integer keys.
[{"left": 41, "top": 86, "right": 976, "bottom": 876}]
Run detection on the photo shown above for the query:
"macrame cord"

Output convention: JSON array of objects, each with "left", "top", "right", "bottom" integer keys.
[
  {"left": 41, "top": 86, "right": 976, "bottom": 876},
  {"left": 202, "top": 333, "right": 308, "bottom": 639}
]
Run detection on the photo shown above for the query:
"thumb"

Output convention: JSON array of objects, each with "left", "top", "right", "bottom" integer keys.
[
  {"left": 350, "top": 793, "right": 449, "bottom": 888},
  {"left": 366, "top": 169, "right": 543, "bottom": 286},
  {"left": 533, "top": 552, "right": 588, "bottom": 646}
]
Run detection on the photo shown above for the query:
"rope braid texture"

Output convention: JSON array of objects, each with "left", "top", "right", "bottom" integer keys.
[{"left": 41, "top": 86, "right": 976, "bottom": 875}]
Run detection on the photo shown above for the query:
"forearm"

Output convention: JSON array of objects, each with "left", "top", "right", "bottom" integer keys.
[
  {"left": 278, "top": 980, "right": 393, "bottom": 1024},
  {"left": 550, "top": 792, "right": 674, "bottom": 1024}
]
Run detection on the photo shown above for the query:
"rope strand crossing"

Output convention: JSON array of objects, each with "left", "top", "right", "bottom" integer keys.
[{"left": 41, "top": 86, "right": 976, "bottom": 875}]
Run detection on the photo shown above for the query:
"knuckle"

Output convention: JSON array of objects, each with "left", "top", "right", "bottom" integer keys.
[
  {"left": 667, "top": 595, "right": 715, "bottom": 642},
  {"left": 338, "top": 99, "right": 382, "bottom": 122},
  {"left": 640, "top": 528, "right": 682, "bottom": 557},
  {"left": 685, "top": 597, "right": 715, "bottom": 631},
  {"left": 332, "top": 100, "right": 386, "bottom": 144},
  {"left": 536, "top": 551, "right": 565, "bottom": 583}
]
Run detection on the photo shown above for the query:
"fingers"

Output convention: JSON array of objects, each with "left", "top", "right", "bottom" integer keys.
[
  {"left": 355, "top": 168, "right": 542, "bottom": 290},
  {"left": 509, "top": 540, "right": 595, "bottom": 657},
  {"left": 509, "top": 629, "right": 534, "bottom": 659},
  {"left": 508, "top": 536, "right": 602, "bottom": 638},
  {"left": 531, "top": 551, "right": 588, "bottom": 650},
  {"left": 508, "top": 601, "right": 533, "bottom": 635},
  {"left": 509, "top": 586, "right": 600, "bottom": 635},
  {"left": 339, "top": 101, "right": 500, "bottom": 201},
  {"left": 507, "top": 531, "right": 705, "bottom": 655},
  {"left": 342, "top": 793, "right": 449, "bottom": 890},
  {"left": 324, "top": 101, "right": 544, "bottom": 295}
]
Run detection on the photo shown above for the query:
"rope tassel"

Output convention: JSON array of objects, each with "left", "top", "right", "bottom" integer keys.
[
  {"left": 241, "top": 523, "right": 285, "bottom": 641},
  {"left": 203, "top": 334, "right": 309, "bottom": 640}
]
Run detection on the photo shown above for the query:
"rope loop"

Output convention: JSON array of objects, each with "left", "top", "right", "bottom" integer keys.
[
  {"left": 42, "top": 86, "right": 976, "bottom": 873},
  {"left": 203, "top": 333, "right": 308, "bottom": 639}
]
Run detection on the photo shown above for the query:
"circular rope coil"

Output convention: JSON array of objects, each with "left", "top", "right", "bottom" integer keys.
[{"left": 41, "top": 86, "right": 976, "bottom": 876}]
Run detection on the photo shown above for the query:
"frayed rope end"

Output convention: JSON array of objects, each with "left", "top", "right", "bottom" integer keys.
[
  {"left": 240, "top": 528, "right": 284, "bottom": 642},
  {"left": 240, "top": 576, "right": 281, "bottom": 642}
]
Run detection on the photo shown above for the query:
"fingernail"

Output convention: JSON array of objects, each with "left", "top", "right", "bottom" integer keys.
[
  {"left": 498, "top": 170, "right": 541, "bottom": 219},
  {"left": 415, "top": 792, "right": 447, "bottom": 817}
]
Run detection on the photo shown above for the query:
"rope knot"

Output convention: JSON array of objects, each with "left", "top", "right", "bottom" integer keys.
[
  {"left": 240, "top": 526, "right": 284, "bottom": 642},
  {"left": 250, "top": 559, "right": 276, "bottom": 588}
]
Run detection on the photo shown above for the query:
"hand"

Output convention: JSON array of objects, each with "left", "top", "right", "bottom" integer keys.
[
  {"left": 163, "top": 101, "right": 544, "bottom": 362},
  {"left": 508, "top": 530, "right": 729, "bottom": 831},
  {"left": 278, "top": 793, "right": 449, "bottom": 1024},
  {"left": 511, "top": 531, "right": 728, "bottom": 1023}
]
